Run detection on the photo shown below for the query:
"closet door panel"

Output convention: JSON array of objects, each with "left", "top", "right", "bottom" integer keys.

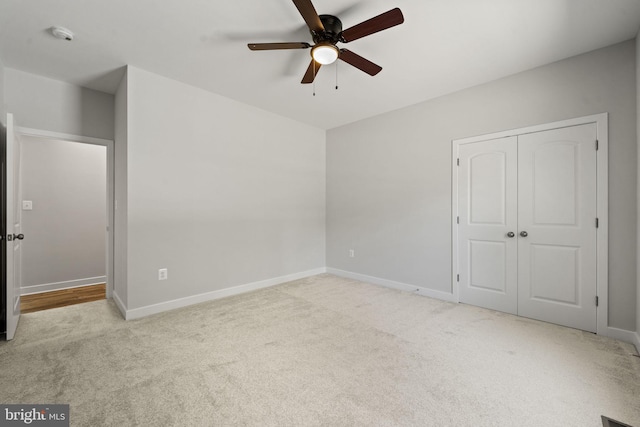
[
  {"left": 517, "top": 124, "right": 597, "bottom": 332},
  {"left": 458, "top": 137, "right": 518, "bottom": 314}
]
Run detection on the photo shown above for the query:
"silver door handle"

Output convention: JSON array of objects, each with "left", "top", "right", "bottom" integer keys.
[
  {"left": 520, "top": 231, "right": 528, "bottom": 237},
  {"left": 506, "top": 232, "right": 515, "bottom": 238}
]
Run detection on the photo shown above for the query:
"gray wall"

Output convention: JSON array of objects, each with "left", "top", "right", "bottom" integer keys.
[
  {"left": 121, "top": 66, "right": 326, "bottom": 310},
  {"left": 20, "top": 136, "right": 106, "bottom": 293},
  {"left": 327, "top": 40, "right": 637, "bottom": 331},
  {"left": 5, "top": 69, "right": 114, "bottom": 140},
  {"left": 0, "top": 57, "right": 5, "bottom": 126}
]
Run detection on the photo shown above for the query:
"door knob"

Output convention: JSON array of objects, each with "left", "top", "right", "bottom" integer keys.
[
  {"left": 506, "top": 232, "right": 515, "bottom": 238},
  {"left": 520, "top": 231, "right": 528, "bottom": 237},
  {"left": 8, "top": 233, "right": 24, "bottom": 241}
]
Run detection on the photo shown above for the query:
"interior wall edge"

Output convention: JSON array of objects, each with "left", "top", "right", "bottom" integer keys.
[
  {"left": 635, "top": 31, "right": 640, "bottom": 342},
  {"left": 113, "top": 67, "right": 128, "bottom": 309},
  {"left": 111, "top": 290, "right": 127, "bottom": 319}
]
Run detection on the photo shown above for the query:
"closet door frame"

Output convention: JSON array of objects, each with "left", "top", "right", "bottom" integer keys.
[{"left": 451, "top": 113, "right": 608, "bottom": 335}]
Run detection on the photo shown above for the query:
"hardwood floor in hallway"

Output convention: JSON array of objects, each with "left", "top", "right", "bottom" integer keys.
[{"left": 20, "top": 284, "right": 106, "bottom": 314}]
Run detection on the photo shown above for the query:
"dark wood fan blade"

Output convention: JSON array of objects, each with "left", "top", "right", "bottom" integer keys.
[
  {"left": 301, "top": 59, "right": 322, "bottom": 84},
  {"left": 339, "top": 49, "right": 382, "bottom": 76},
  {"left": 292, "top": 0, "right": 325, "bottom": 33},
  {"left": 340, "top": 7, "right": 404, "bottom": 43},
  {"left": 248, "top": 42, "right": 311, "bottom": 50}
]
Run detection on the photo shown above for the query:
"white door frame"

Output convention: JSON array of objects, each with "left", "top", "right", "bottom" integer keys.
[
  {"left": 15, "top": 126, "right": 115, "bottom": 299},
  {"left": 452, "top": 113, "right": 608, "bottom": 335}
]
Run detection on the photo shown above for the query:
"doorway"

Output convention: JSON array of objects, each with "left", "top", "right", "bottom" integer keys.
[
  {"left": 452, "top": 114, "right": 608, "bottom": 334},
  {"left": 13, "top": 126, "right": 114, "bottom": 316}
]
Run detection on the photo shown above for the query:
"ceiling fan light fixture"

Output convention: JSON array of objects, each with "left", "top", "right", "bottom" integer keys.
[
  {"left": 247, "top": 2, "right": 405, "bottom": 84},
  {"left": 311, "top": 43, "right": 338, "bottom": 65}
]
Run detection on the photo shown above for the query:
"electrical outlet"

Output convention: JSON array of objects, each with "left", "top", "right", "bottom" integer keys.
[
  {"left": 158, "top": 268, "right": 168, "bottom": 280},
  {"left": 349, "top": 249, "right": 355, "bottom": 258}
]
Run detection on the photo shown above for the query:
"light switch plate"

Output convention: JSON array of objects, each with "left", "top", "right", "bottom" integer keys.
[{"left": 22, "top": 200, "right": 33, "bottom": 210}]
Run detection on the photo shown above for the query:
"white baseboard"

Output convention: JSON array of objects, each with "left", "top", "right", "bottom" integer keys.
[
  {"left": 326, "top": 268, "right": 457, "bottom": 303},
  {"left": 605, "top": 327, "right": 640, "bottom": 353},
  {"left": 20, "top": 276, "right": 107, "bottom": 295},
  {"left": 123, "top": 268, "right": 327, "bottom": 320}
]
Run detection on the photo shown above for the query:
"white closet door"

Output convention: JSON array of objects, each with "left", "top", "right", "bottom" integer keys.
[
  {"left": 458, "top": 137, "right": 518, "bottom": 314},
  {"left": 517, "top": 124, "right": 597, "bottom": 332}
]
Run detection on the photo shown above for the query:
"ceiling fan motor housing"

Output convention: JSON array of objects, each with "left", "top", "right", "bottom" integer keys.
[{"left": 314, "top": 15, "right": 343, "bottom": 43}]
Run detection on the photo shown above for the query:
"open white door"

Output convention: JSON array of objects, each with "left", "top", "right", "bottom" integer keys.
[{"left": 5, "top": 113, "right": 22, "bottom": 340}]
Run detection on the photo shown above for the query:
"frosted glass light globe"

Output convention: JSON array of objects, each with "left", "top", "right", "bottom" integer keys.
[{"left": 311, "top": 43, "right": 339, "bottom": 65}]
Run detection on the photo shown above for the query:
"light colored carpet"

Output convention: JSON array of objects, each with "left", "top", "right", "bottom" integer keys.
[{"left": 1, "top": 274, "right": 639, "bottom": 426}]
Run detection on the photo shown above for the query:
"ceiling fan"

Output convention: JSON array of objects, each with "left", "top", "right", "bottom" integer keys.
[{"left": 247, "top": 0, "right": 404, "bottom": 84}]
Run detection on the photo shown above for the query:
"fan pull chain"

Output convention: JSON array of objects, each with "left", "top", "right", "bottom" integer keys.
[
  {"left": 313, "top": 61, "right": 316, "bottom": 96},
  {"left": 335, "top": 60, "right": 339, "bottom": 90}
]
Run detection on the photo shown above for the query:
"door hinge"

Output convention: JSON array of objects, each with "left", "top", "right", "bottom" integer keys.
[
  {"left": 456, "top": 158, "right": 460, "bottom": 166},
  {"left": 456, "top": 274, "right": 460, "bottom": 282},
  {"left": 596, "top": 218, "right": 599, "bottom": 228},
  {"left": 456, "top": 216, "right": 459, "bottom": 224},
  {"left": 595, "top": 140, "right": 599, "bottom": 151},
  {"left": 595, "top": 296, "right": 599, "bottom": 307}
]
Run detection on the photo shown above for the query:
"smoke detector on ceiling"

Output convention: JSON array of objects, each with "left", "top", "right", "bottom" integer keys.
[{"left": 50, "top": 26, "right": 74, "bottom": 41}]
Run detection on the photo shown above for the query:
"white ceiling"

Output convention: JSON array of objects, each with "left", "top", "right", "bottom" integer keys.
[{"left": 1, "top": 0, "right": 639, "bottom": 130}]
